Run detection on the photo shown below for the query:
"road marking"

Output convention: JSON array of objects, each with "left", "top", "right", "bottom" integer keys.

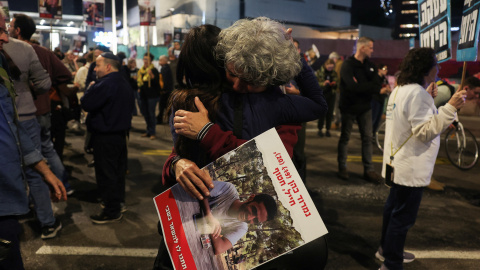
[
  {"left": 36, "top": 246, "right": 158, "bottom": 257},
  {"left": 346, "top": 156, "right": 449, "bottom": 165},
  {"left": 409, "top": 250, "right": 480, "bottom": 260},
  {"left": 143, "top": 149, "right": 173, "bottom": 156},
  {"left": 36, "top": 246, "right": 480, "bottom": 260}
]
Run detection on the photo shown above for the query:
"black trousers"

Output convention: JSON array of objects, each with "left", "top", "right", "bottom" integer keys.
[
  {"left": 0, "top": 216, "right": 24, "bottom": 270},
  {"left": 92, "top": 132, "right": 127, "bottom": 217}
]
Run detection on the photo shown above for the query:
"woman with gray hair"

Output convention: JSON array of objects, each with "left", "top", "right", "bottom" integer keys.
[{"left": 216, "top": 16, "right": 302, "bottom": 88}]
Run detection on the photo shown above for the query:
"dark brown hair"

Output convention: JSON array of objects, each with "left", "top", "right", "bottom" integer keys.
[{"left": 397, "top": 48, "right": 436, "bottom": 87}]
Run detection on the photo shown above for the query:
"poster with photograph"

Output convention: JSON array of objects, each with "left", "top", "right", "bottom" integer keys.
[
  {"left": 164, "top": 32, "right": 172, "bottom": 46},
  {"left": 154, "top": 128, "right": 328, "bottom": 270},
  {"left": 173, "top": 27, "right": 183, "bottom": 42},
  {"left": 83, "top": 0, "right": 104, "bottom": 27},
  {"left": 139, "top": 0, "right": 156, "bottom": 26},
  {"left": 0, "top": 1, "right": 9, "bottom": 22},
  {"left": 39, "top": 0, "right": 62, "bottom": 19},
  {"left": 72, "top": 34, "right": 87, "bottom": 54}
]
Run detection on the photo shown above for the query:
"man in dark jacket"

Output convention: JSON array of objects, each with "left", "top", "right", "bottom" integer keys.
[
  {"left": 337, "top": 37, "right": 390, "bottom": 183},
  {"left": 81, "top": 52, "right": 134, "bottom": 224}
]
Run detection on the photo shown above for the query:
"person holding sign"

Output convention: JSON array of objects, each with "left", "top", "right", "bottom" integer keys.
[
  {"left": 154, "top": 19, "right": 327, "bottom": 270},
  {"left": 376, "top": 48, "right": 466, "bottom": 270}
]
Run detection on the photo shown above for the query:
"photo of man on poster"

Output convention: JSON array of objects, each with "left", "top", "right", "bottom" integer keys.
[
  {"left": 191, "top": 181, "right": 277, "bottom": 255},
  {"left": 83, "top": 1, "right": 104, "bottom": 27},
  {"left": 39, "top": 0, "right": 62, "bottom": 19}
]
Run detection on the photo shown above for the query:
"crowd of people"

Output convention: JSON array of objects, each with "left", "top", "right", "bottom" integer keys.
[{"left": 0, "top": 10, "right": 476, "bottom": 270}]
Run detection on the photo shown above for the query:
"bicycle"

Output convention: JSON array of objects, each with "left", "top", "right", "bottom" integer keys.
[
  {"left": 444, "top": 121, "right": 479, "bottom": 170},
  {"left": 375, "top": 120, "right": 479, "bottom": 170}
]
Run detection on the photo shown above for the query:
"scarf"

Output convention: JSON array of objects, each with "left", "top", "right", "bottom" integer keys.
[{"left": 137, "top": 64, "right": 154, "bottom": 88}]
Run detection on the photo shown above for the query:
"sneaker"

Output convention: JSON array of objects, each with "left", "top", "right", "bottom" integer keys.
[
  {"left": 149, "top": 135, "right": 156, "bottom": 140},
  {"left": 337, "top": 168, "right": 349, "bottom": 180},
  {"left": 141, "top": 133, "right": 149, "bottom": 137},
  {"left": 325, "top": 130, "right": 331, "bottom": 137},
  {"left": 41, "top": 219, "right": 62, "bottom": 239},
  {"left": 100, "top": 202, "right": 128, "bottom": 213},
  {"left": 364, "top": 171, "right": 383, "bottom": 185},
  {"left": 318, "top": 131, "right": 324, "bottom": 137},
  {"left": 375, "top": 247, "right": 415, "bottom": 263},
  {"left": 90, "top": 212, "right": 123, "bottom": 224}
]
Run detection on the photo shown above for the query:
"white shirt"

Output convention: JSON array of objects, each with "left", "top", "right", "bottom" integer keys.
[
  {"left": 382, "top": 83, "right": 457, "bottom": 187},
  {"left": 74, "top": 62, "right": 90, "bottom": 91}
]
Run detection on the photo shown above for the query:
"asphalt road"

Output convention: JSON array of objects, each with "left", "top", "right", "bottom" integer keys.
[{"left": 17, "top": 115, "right": 480, "bottom": 270}]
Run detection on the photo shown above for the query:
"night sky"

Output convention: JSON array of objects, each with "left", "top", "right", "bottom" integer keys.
[{"left": 351, "top": 0, "right": 465, "bottom": 29}]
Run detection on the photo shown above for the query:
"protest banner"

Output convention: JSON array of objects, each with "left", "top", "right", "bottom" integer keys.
[
  {"left": 139, "top": 0, "right": 156, "bottom": 26},
  {"left": 39, "top": 0, "right": 62, "bottom": 19},
  {"left": 0, "top": 1, "right": 9, "bottom": 22},
  {"left": 83, "top": 0, "right": 104, "bottom": 28},
  {"left": 154, "top": 128, "right": 328, "bottom": 270},
  {"left": 457, "top": 0, "right": 480, "bottom": 61},
  {"left": 418, "top": 0, "right": 452, "bottom": 62}
]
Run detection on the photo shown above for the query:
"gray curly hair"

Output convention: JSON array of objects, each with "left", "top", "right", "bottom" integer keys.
[{"left": 215, "top": 17, "right": 301, "bottom": 86}]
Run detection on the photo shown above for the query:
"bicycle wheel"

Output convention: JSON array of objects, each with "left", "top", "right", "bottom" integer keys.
[
  {"left": 445, "top": 126, "right": 479, "bottom": 170},
  {"left": 375, "top": 121, "right": 386, "bottom": 152}
]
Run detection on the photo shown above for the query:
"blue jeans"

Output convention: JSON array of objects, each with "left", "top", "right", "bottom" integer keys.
[
  {"left": 37, "top": 113, "right": 71, "bottom": 191},
  {"left": 140, "top": 97, "right": 159, "bottom": 136},
  {"left": 19, "top": 118, "right": 55, "bottom": 227},
  {"left": 380, "top": 184, "right": 424, "bottom": 270},
  {"left": 337, "top": 109, "right": 373, "bottom": 171}
]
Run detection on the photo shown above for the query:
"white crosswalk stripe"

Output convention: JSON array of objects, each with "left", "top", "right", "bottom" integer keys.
[{"left": 36, "top": 246, "right": 158, "bottom": 257}]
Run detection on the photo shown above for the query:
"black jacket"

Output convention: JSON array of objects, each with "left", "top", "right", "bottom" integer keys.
[
  {"left": 81, "top": 72, "right": 134, "bottom": 133},
  {"left": 339, "top": 55, "right": 382, "bottom": 114}
]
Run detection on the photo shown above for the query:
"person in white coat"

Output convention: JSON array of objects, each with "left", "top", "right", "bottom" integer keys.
[{"left": 376, "top": 47, "right": 467, "bottom": 270}]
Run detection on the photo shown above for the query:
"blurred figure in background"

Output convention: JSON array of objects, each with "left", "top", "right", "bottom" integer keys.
[
  {"left": 330, "top": 51, "right": 343, "bottom": 130},
  {"left": 315, "top": 58, "right": 338, "bottom": 137},
  {"left": 137, "top": 53, "right": 160, "bottom": 139},
  {"left": 157, "top": 55, "right": 173, "bottom": 124},
  {"left": 371, "top": 63, "right": 390, "bottom": 137},
  {"left": 127, "top": 58, "right": 140, "bottom": 116}
]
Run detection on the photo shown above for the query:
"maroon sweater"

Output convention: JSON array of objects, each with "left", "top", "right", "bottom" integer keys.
[{"left": 32, "top": 44, "right": 72, "bottom": 115}]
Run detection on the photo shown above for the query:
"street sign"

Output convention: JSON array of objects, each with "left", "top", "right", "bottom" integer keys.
[
  {"left": 418, "top": 0, "right": 452, "bottom": 63},
  {"left": 457, "top": 0, "right": 480, "bottom": 61}
]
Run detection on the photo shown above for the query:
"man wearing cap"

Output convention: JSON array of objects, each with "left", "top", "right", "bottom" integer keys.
[{"left": 81, "top": 52, "right": 134, "bottom": 224}]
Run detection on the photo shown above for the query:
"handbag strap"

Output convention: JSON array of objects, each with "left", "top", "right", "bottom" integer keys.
[{"left": 389, "top": 88, "right": 413, "bottom": 163}]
